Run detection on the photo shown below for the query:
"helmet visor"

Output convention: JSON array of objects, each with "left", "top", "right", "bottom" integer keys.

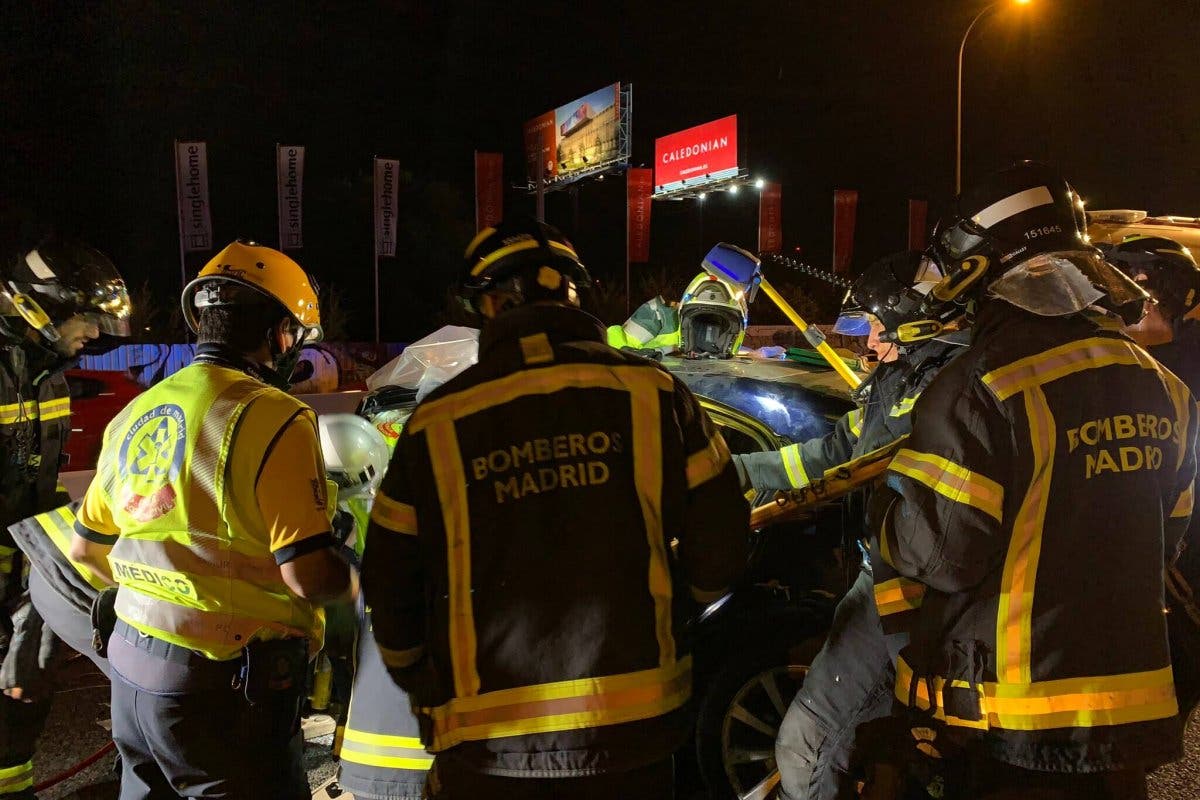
[
  {"left": 833, "top": 312, "right": 873, "bottom": 337},
  {"left": 82, "top": 311, "right": 132, "bottom": 337},
  {"left": 938, "top": 220, "right": 987, "bottom": 261}
]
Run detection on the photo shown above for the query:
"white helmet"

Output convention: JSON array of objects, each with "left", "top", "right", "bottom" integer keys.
[{"left": 318, "top": 413, "right": 391, "bottom": 500}]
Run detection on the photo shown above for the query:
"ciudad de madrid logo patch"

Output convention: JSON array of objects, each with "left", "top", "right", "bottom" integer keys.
[{"left": 118, "top": 403, "right": 187, "bottom": 522}]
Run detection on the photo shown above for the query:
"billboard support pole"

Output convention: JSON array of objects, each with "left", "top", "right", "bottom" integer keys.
[
  {"left": 535, "top": 156, "right": 545, "bottom": 222},
  {"left": 172, "top": 140, "right": 188, "bottom": 296}
]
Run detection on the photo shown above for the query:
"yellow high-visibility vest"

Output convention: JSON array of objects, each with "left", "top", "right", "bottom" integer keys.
[{"left": 95, "top": 363, "right": 323, "bottom": 660}]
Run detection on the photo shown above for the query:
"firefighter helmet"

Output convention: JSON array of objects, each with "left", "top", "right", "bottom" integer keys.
[
  {"left": 928, "top": 162, "right": 1146, "bottom": 322},
  {"left": 1, "top": 240, "right": 132, "bottom": 348},
  {"left": 1106, "top": 235, "right": 1200, "bottom": 321},
  {"left": 460, "top": 218, "right": 592, "bottom": 316},
  {"left": 833, "top": 251, "right": 950, "bottom": 343},
  {"left": 318, "top": 413, "right": 391, "bottom": 500},
  {"left": 678, "top": 271, "right": 749, "bottom": 359}
]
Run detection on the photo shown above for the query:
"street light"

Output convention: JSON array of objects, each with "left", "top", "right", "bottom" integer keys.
[{"left": 956, "top": 0, "right": 1033, "bottom": 194}]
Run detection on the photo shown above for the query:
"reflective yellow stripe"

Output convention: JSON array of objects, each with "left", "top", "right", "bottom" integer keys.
[
  {"left": 998, "top": 387, "right": 1054, "bottom": 684},
  {"left": 407, "top": 364, "right": 675, "bottom": 434},
  {"left": 39, "top": 397, "right": 71, "bottom": 420},
  {"left": 889, "top": 395, "right": 918, "bottom": 418},
  {"left": 874, "top": 577, "right": 924, "bottom": 617},
  {"left": 427, "top": 420, "right": 480, "bottom": 698},
  {"left": 1172, "top": 484, "right": 1195, "bottom": 519},
  {"left": 685, "top": 433, "right": 730, "bottom": 490},
  {"left": 780, "top": 444, "right": 809, "bottom": 489},
  {"left": 0, "top": 397, "right": 70, "bottom": 424},
  {"left": 469, "top": 239, "right": 580, "bottom": 277},
  {"left": 0, "top": 760, "right": 33, "bottom": 794},
  {"left": 848, "top": 408, "right": 864, "bottom": 437},
  {"left": 0, "top": 400, "right": 37, "bottom": 424},
  {"left": 422, "top": 656, "right": 691, "bottom": 751},
  {"left": 982, "top": 337, "right": 1162, "bottom": 401},
  {"left": 378, "top": 643, "right": 425, "bottom": 669},
  {"left": 370, "top": 493, "right": 419, "bottom": 535},
  {"left": 889, "top": 448, "right": 1004, "bottom": 522},
  {"left": 339, "top": 728, "right": 433, "bottom": 771},
  {"left": 38, "top": 506, "right": 110, "bottom": 591},
  {"left": 1166, "top": 373, "right": 1194, "bottom": 471},
  {"left": 630, "top": 382, "right": 674, "bottom": 666},
  {"left": 896, "top": 657, "right": 1177, "bottom": 731}
]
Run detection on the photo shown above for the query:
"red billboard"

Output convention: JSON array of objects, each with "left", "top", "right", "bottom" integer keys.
[
  {"left": 654, "top": 115, "right": 739, "bottom": 191},
  {"left": 524, "top": 84, "right": 624, "bottom": 184}
]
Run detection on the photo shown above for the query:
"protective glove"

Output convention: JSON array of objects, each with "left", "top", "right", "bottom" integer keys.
[{"left": 0, "top": 595, "right": 57, "bottom": 701}]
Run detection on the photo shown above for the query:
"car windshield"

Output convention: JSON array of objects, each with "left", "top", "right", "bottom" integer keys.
[{"left": 663, "top": 357, "right": 854, "bottom": 443}]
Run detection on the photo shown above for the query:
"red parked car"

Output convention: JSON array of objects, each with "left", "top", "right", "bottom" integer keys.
[{"left": 63, "top": 369, "right": 143, "bottom": 471}]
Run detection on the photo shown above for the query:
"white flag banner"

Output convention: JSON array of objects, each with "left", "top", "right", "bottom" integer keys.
[
  {"left": 174, "top": 141, "right": 213, "bottom": 252},
  {"left": 374, "top": 158, "right": 400, "bottom": 257},
  {"left": 277, "top": 145, "right": 305, "bottom": 249}
]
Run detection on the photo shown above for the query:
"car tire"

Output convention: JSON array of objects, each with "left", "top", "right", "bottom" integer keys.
[{"left": 695, "top": 608, "right": 827, "bottom": 800}]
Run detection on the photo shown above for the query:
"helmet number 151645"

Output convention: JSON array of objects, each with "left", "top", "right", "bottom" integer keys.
[{"left": 1024, "top": 225, "right": 1062, "bottom": 240}]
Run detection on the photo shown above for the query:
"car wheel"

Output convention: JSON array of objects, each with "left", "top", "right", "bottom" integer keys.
[{"left": 695, "top": 617, "right": 825, "bottom": 799}]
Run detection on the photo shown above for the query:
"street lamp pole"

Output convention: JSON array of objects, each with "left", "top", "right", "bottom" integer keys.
[
  {"left": 956, "top": 0, "right": 1032, "bottom": 194},
  {"left": 956, "top": 2, "right": 997, "bottom": 195}
]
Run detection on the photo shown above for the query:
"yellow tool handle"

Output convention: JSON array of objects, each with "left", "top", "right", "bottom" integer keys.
[{"left": 759, "top": 278, "right": 862, "bottom": 389}]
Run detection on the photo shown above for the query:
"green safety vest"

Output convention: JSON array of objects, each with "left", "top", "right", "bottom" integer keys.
[{"left": 95, "top": 363, "right": 324, "bottom": 660}]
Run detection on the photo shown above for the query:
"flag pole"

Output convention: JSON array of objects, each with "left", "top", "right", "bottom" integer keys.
[
  {"left": 172, "top": 140, "right": 188, "bottom": 295},
  {"left": 373, "top": 156, "right": 381, "bottom": 345}
]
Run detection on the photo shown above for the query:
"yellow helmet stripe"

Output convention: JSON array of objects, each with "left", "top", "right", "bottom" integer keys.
[
  {"left": 469, "top": 240, "right": 580, "bottom": 278},
  {"left": 463, "top": 227, "right": 497, "bottom": 260}
]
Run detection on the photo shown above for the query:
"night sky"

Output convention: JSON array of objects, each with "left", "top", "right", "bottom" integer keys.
[{"left": 3, "top": 1, "right": 1197, "bottom": 340}]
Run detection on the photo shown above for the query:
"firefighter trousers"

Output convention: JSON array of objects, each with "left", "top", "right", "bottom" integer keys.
[{"left": 775, "top": 569, "right": 899, "bottom": 800}]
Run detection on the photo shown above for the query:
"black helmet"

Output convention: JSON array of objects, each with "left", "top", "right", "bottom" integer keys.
[
  {"left": 1, "top": 239, "right": 132, "bottom": 346},
  {"left": 933, "top": 161, "right": 1088, "bottom": 270},
  {"left": 460, "top": 218, "right": 592, "bottom": 316},
  {"left": 928, "top": 162, "right": 1146, "bottom": 323},
  {"left": 834, "top": 251, "right": 954, "bottom": 344},
  {"left": 1107, "top": 235, "right": 1200, "bottom": 321}
]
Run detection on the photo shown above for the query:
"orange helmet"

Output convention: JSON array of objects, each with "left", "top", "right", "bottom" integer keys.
[{"left": 182, "top": 239, "right": 322, "bottom": 342}]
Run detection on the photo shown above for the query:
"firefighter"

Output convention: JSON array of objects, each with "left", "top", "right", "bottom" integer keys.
[
  {"left": 1108, "top": 235, "right": 1200, "bottom": 725},
  {"left": 360, "top": 218, "right": 749, "bottom": 800},
  {"left": 0, "top": 239, "right": 131, "bottom": 799},
  {"left": 732, "top": 251, "right": 967, "bottom": 800},
  {"left": 311, "top": 412, "right": 436, "bottom": 799},
  {"left": 606, "top": 243, "right": 755, "bottom": 359},
  {"left": 867, "top": 162, "right": 1193, "bottom": 798},
  {"left": 69, "top": 240, "right": 352, "bottom": 799},
  {"left": 605, "top": 293, "right": 680, "bottom": 354}
]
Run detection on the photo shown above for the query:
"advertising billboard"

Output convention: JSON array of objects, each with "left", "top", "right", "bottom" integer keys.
[
  {"left": 524, "top": 83, "right": 624, "bottom": 184},
  {"left": 654, "top": 115, "right": 738, "bottom": 193}
]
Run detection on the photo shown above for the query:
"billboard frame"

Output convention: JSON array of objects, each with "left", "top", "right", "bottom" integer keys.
[
  {"left": 652, "top": 167, "right": 754, "bottom": 201},
  {"left": 525, "top": 84, "right": 632, "bottom": 194}
]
